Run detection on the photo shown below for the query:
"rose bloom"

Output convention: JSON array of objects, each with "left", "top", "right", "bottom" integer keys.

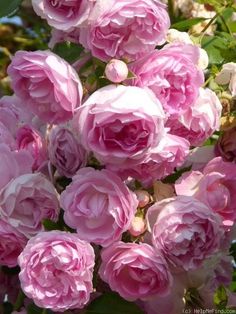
[
  {"left": 32, "top": 0, "right": 95, "bottom": 31},
  {"left": 0, "top": 121, "right": 16, "bottom": 150},
  {"left": 215, "top": 62, "right": 236, "bottom": 96},
  {"left": 16, "top": 125, "right": 48, "bottom": 171},
  {"left": 7, "top": 50, "right": 83, "bottom": 124},
  {"left": 79, "top": 0, "right": 170, "bottom": 61},
  {"left": 99, "top": 241, "right": 172, "bottom": 301},
  {"left": 60, "top": 167, "right": 138, "bottom": 246},
  {"left": 0, "top": 143, "right": 33, "bottom": 191},
  {"left": 0, "top": 173, "right": 59, "bottom": 238},
  {"left": 73, "top": 85, "right": 165, "bottom": 168},
  {"left": 147, "top": 196, "right": 223, "bottom": 270},
  {"left": 129, "top": 43, "right": 204, "bottom": 117},
  {"left": 175, "top": 157, "right": 236, "bottom": 227},
  {"left": 108, "top": 133, "right": 189, "bottom": 187},
  {"left": 167, "top": 88, "right": 222, "bottom": 146},
  {"left": 18, "top": 231, "right": 95, "bottom": 312},
  {"left": 48, "top": 125, "right": 87, "bottom": 178},
  {"left": 215, "top": 127, "right": 236, "bottom": 162},
  {"left": 0, "top": 218, "right": 27, "bottom": 267},
  {"left": 0, "top": 95, "right": 34, "bottom": 135}
]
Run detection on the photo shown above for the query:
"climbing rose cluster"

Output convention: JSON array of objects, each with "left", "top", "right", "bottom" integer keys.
[{"left": 1, "top": 0, "right": 236, "bottom": 313}]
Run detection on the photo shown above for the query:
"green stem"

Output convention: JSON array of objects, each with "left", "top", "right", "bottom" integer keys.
[
  {"left": 13, "top": 289, "right": 25, "bottom": 311},
  {"left": 219, "top": 14, "right": 233, "bottom": 36},
  {"left": 200, "top": 12, "right": 219, "bottom": 35},
  {"left": 168, "top": 0, "right": 175, "bottom": 23}
]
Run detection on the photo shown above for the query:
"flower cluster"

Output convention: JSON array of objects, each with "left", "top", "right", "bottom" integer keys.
[{"left": 1, "top": 0, "right": 236, "bottom": 313}]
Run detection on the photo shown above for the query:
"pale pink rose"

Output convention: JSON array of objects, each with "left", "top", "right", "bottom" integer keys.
[
  {"left": 0, "top": 121, "right": 16, "bottom": 150},
  {"left": 147, "top": 196, "right": 224, "bottom": 270},
  {"left": 48, "top": 125, "right": 87, "bottom": 178},
  {"left": 175, "top": 157, "right": 236, "bottom": 227},
  {"left": 0, "top": 144, "right": 33, "bottom": 191},
  {"left": 142, "top": 278, "right": 185, "bottom": 314},
  {"left": 129, "top": 216, "right": 146, "bottom": 236},
  {"left": 105, "top": 59, "right": 129, "bottom": 83},
  {"left": 32, "top": 0, "right": 96, "bottom": 31},
  {"left": 109, "top": 133, "right": 189, "bottom": 186},
  {"left": 0, "top": 219, "right": 27, "bottom": 267},
  {"left": 73, "top": 85, "right": 165, "bottom": 168},
  {"left": 16, "top": 125, "right": 48, "bottom": 171},
  {"left": 183, "top": 146, "right": 216, "bottom": 171},
  {"left": 129, "top": 43, "right": 204, "bottom": 117},
  {"left": 0, "top": 173, "right": 59, "bottom": 238},
  {"left": 215, "top": 62, "right": 236, "bottom": 95},
  {"left": 18, "top": 231, "right": 95, "bottom": 311},
  {"left": 167, "top": 88, "right": 222, "bottom": 146},
  {"left": 79, "top": 0, "right": 170, "bottom": 61},
  {"left": 0, "top": 95, "right": 34, "bottom": 135},
  {"left": 8, "top": 50, "right": 83, "bottom": 124},
  {"left": 60, "top": 167, "right": 138, "bottom": 246},
  {"left": 99, "top": 241, "right": 172, "bottom": 301}
]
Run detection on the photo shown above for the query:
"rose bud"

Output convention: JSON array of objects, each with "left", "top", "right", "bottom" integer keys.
[{"left": 105, "top": 59, "right": 129, "bottom": 83}]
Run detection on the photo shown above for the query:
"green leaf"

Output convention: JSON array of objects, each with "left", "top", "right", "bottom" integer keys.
[
  {"left": 42, "top": 218, "right": 61, "bottom": 231},
  {"left": 171, "top": 17, "right": 206, "bottom": 31},
  {"left": 214, "top": 285, "right": 228, "bottom": 309},
  {"left": 27, "top": 303, "right": 54, "bottom": 314},
  {"left": 85, "top": 292, "right": 144, "bottom": 314},
  {"left": 53, "top": 42, "right": 84, "bottom": 63},
  {"left": 202, "top": 35, "right": 227, "bottom": 64},
  {"left": 0, "top": 0, "right": 22, "bottom": 17}
]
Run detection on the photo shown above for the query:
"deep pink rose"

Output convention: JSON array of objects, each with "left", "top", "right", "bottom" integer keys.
[
  {"left": 32, "top": 0, "right": 95, "bottom": 31},
  {"left": 175, "top": 157, "right": 236, "bottom": 227},
  {"left": 129, "top": 43, "right": 204, "bottom": 117},
  {"left": 8, "top": 50, "right": 83, "bottom": 124},
  {"left": 99, "top": 241, "right": 172, "bottom": 301},
  {"left": 108, "top": 133, "right": 189, "bottom": 187},
  {"left": 73, "top": 85, "right": 165, "bottom": 168},
  {"left": 18, "top": 231, "right": 95, "bottom": 311},
  {"left": 16, "top": 125, "right": 48, "bottom": 171},
  {"left": 48, "top": 125, "right": 87, "bottom": 178},
  {"left": 79, "top": 0, "right": 170, "bottom": 61},
  {"left": 0, "top": 219, "right": 27, "bottom": 267},
  {"left": 167, "top": 88, "right": 222, "bottom": 146},
  {"left": 0, "top": 144, "right": 33, "bottom": 191},
  {"left": 60, "top": 167, "right": 138, "bottom": 246},
  {"left": 0, "top": 173, "right": 59, "bottom": 238},
  {"left": 147, "top": 196, "right": 223, "bottom": 270}
]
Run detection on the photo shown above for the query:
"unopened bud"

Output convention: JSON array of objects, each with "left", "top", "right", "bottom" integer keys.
[{"left": 105, "top": 59, "right": 129, "bottom": 83}]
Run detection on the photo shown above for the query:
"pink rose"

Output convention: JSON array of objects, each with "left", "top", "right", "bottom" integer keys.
[
  {"left": 7, "top": 50, "right": 83, "bottom": 124},
  {"left": 215, "top": 62, "right": 236, "bottom": 95},
  {"left": 48, "top": 125, "right": 87, "bottom": 178},
  {"left": 73, "top": 85, "right": 165, "bottom": 168},
  {"left": 0, "top": 219, "right": 27, "bottom": 267},
  {"left": 0, "top": 173, "right": 59, "bottom": 238},
  {"left": 183, "top": 146, "right": 216, "bottom": 171},
  {"left": 99, "top": 241, "right": 172, "bottom": 301},
  {"left": 147, "top": 196, "right": 224, "bottom": 270},
  {"left": 0, "top": 144, "right": 33, "bottom": 191},
  {"left": 167, "top": 88, "right": 222, "bottom": 146},
  {"left": 175, "top": 157, "right": 236, "bottom": 227},
  {"left": 32, "top": 0, "right": 95, "bottom": 31},
  {"left": 129, "top": 43, "right": 204, "bottom": 117},
  {"left": 79, "top": 0, "right": 170, "bottom": 61},
  {"left": 18, "top": 231, "right": 95, "bottom": 311},
  {"left": 0, "top": 121, "right": 16, "bottom": 150},
  {"left": 105, "top": 59, "right": 129, "bottom": 83},
  {"left": 0, "top": 95, "right": 34, "bottom": 135},
  {"left": 16, "top": 125, "right": 48, "bottom": 171},
  {"left": 109, "top": 133, "right": 189, "bottom": 186},
  {"left": 60, "top": 167, "right": 138, "bottom": 246}
]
